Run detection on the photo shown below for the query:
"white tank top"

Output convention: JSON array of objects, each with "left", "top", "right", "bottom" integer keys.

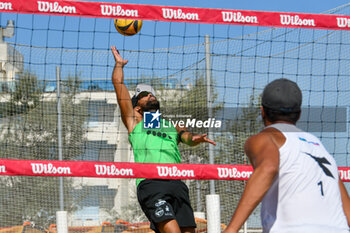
[{"left": 261, "top": 123, "right": 348, "bottom": 233}]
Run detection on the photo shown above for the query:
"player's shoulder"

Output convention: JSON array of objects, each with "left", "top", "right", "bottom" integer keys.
[
  {"left": 245, "top": 127, "right": 286, "bottom": 153},
  {"left": 244, "top": 130, "right": 271, "bottom": 152},
  {"left": 246, "top": 127, "right": 282, "bottom": 143}
]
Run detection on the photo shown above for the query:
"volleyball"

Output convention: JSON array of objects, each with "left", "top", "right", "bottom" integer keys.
[{"left": 114, "top": 19, "right": 143, "bottom": 36}]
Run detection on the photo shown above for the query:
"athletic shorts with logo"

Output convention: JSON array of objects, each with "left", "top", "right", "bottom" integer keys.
[{"left": 137, "top": 179, "right": 196, "bottom": 232}]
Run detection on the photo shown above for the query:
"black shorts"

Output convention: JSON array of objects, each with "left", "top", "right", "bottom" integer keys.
[{"left": 137, "top": 179, "right": 196, "bottom": 233}]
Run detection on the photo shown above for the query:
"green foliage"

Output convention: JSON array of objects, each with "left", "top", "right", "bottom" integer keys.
[
  {"left": 163, "top": 73, "right": 221, "bottom": 122},
  {"left": 216, "top": 94, "right": 262, "bottom": 164},
  {"left": 160, "top": 73, "right": 222, "bottom": 163},
  {"left": 0, "top": 71, "right": 41, "bottom": 117},
  {"left": 0, "top": 71, "right": 86, "bottom": 227},
  {"left": 215, "top": 94, "right": 263, "bottom": 223}
]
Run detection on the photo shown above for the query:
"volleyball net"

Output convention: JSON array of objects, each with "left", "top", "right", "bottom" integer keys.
[{"left": 0, "top": 0, "right": 350, "bottom": 232}]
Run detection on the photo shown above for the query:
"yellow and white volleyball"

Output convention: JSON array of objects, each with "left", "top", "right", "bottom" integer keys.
[{"left": 114, "top": 19, "right": 143, "bottom": 36}]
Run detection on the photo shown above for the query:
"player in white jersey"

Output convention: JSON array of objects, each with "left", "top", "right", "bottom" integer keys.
[{"left": 223, "top": 78, "right": 350, "bottom": 233}]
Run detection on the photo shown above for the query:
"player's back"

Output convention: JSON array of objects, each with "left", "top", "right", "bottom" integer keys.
[{"left": 261, "top": 123, "right": 348, "bottom": 233}]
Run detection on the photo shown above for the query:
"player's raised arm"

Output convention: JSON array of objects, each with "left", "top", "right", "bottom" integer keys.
[{"left": 111, "top": 46, "right": 134, "bottom": 133}]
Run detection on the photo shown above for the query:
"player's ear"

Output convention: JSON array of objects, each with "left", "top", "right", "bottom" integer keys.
[
  {"left": 296, "top": 110, "right": 301, "bottom": 122},
  {"left": 261, "top": 106, "right": 266, "bottom": 118}
]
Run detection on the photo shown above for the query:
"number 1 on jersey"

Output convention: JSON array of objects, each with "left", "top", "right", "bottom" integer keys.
[{"left": 317, "top": 181, "right": 324, "bottom": 196}]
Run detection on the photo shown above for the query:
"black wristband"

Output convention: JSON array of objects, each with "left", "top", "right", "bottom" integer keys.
[{"left": 178, "top": 130, "right": 187, "bottom": 143}]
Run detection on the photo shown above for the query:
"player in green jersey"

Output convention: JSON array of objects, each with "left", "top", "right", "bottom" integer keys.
[{"left": 111, "top": 46, "right": 216, "bottom": 233}]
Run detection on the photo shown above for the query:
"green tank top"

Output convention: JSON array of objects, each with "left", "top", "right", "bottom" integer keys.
[{"left": 128, "top": 119, "right": 181, "bottom": 186}]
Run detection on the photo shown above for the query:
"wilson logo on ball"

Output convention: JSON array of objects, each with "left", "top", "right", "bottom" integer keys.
[{"left": 114, "top": 19, "right": 143, "bottom": 36}]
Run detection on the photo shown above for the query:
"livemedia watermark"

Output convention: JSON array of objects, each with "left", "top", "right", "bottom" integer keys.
[{"left": 142, "top": 107, "right": 348, "bottom": 133}]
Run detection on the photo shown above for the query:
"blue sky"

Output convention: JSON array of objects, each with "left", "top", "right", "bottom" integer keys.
[{"left": 6, "top": 0, "right": 350, "bottom": 81}]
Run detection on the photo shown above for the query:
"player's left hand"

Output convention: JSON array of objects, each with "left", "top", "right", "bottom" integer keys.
[
  {"left": 192, "top": 134, "right": 216, "bottom": 146},
  {"left": 111, "top": 46, "right": 128, "bottom": 67}
]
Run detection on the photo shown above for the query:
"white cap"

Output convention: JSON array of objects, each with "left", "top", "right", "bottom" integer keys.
[
  {"left": 132, "top": 84, "right": 156, "bottom": 108},
  {"left": 134, "top": 84, "right": 156, "bottom": 98}
]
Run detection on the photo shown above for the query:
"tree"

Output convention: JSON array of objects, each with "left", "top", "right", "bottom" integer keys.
[
  {"left": 215, "top": 94, "right": 263, "bottom": 223},
  {"left": 158, "top": 72, "right": 222, "bottom": 213},
  {"left": 0, "top": 71, "right": 87, "bottom": 227}
]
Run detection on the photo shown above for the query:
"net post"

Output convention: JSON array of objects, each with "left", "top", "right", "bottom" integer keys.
[
  {"left": 205, "top": 34, "right": 215, "bottom": 194},
  {"left": 56, "top": 66, "right": 64, "bottom": 211},
  {"left": 56, "top": 211, "right": 68, "bottom": 233},
  {"left": 206, "top": 194, "right": 220, "bottom": 233}
]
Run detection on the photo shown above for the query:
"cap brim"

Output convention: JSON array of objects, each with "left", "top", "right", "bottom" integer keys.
[{"left": 135, "top": 84, "right": 156, "bottom": 98}]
